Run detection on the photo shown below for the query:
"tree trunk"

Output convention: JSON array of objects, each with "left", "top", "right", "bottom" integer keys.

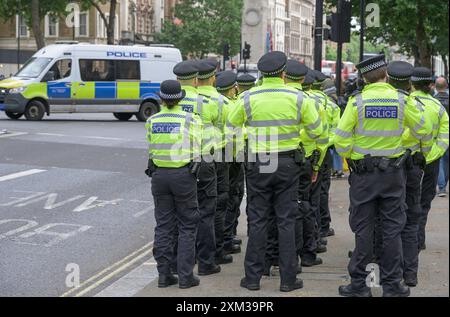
[
  {"left": 31, "top": 0, "right": 45, "bottom": 49},
  {"left": 415, "top": 2, "right": 432, "bottom": 68},
  {"left": 106, "top": 0, "right": 117, "bottom": 45},
  {"left": 442, "top": 54, "right": 449, "bottom": 79},
  {"left": 413, "top": 45, "right": 421, "bottom": 67}
]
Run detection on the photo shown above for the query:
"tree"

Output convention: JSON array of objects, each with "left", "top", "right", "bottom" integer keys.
[
  {"left": 155, "top": 0, "right": 243, "bottom": 59},
  {"left": 81, "top": 0, "right": 118, "bottom": 45},
  {"left": 0, "top": 0, "right": 68, "bottom": 49},
  {"left": 325, "top": 0, "right": 449, "bottom": 71}
]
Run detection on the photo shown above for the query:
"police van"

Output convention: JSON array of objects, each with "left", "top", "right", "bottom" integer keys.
[{"left": 0, "top": 42, "right": 182, "bottom": 121}]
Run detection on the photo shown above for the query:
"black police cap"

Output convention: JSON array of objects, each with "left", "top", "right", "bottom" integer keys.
[
  {"left": 303, "top": 70, "right": 316, "bottom": 85},
  {"left": 173, "top": 60, "right": 198, "bottom": 80},
  {"left": 387, "top": 61, "right": 414, "bottom": 81},
  {"left": 313, "top": 70, "right": 328, "bottom": 82},
  {"left": 216, "top": 71, "right": 237, "bottom": 91},
  {"left": 257, "top": 51, "right": 287, "bottom": 76},
  {"left": 356, "top": 54, "right": 387, "bottom": 75},
  {"left": 197, "top": 60, "right": 217, "bottom": 80},
  {"left": 237, "top": 73, "right": 256, "bottom": 86},
  {"left": 158, "top": 80, "right": 186, "bottom": 101},
  {"left": 285, "top": 60, "right": 309, "bottom": 80},
  {"left": 411, "top": 67, "right": 433, "bottom": 83}
]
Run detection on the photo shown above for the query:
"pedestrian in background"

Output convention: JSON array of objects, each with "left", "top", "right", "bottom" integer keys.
[{"left": 434, "top": 77, "right": 449, "bottom": 197}]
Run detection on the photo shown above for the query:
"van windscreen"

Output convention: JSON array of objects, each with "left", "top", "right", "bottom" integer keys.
[{"left": 15, "top": 57, "right": 53, "bottom": 78}]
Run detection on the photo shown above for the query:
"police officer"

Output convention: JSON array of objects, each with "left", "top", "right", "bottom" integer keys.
[
  {"left": 410, "top": 67, "right": 449, "bottom": 252},
  {"left": 216, "top": 71, "right": 244, "bottom": 255},
  {"left": 335, "top": 55, "right": 430, "bottom": 297},
  {"left": 146, "top": 80, "right": 202, "bottom": 289},
  {"left": 196, "top": 60, "right": 233, "bottom": 265},
  {"left": 173, "top": 61, "right": 221, "bottom": 276},
  {"left": 237, "top": 73, "right": 257, "bottom": 94},
  {"left": 228, "top": 51, "right": 323, "bottom": 292}
]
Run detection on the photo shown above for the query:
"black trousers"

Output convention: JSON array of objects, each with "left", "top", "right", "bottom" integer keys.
[
  {"left": 245, "top": 156, "right": 300, "bottom": 285},
  {"left": 215, "top": 161, "right": 230, "bottom": 257},
  {"left": 196, "top": 161, "right": 218, "bottom": 270},
  {"left": 298, "top": 158, "right": 317, "bottom": 262},
  {"left": 418, "top": 160, "right": 440, "bottom": 249},
  {"left": 348, "top": 166, "right": 407, "bottom": 292},
  {"left": 224, "top": 162, "right": 245, "bottom": 249},
  {"left": 319, "top": 149, "right": 333, "bottom": 236},
  {"left": 151, "top": 167, "right": 200, "bottom": 283},
  {"left": 402, "top": 164, "right": 424, "bottom": 279}
]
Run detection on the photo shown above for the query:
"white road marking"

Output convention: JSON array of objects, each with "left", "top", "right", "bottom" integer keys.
[
  {"left": 0, "top": 169, "right": 47, "bottom": 182},
  {"left": 0, "top": 132, "right": 28, "bottom": 138},
  {"left": 35, "top": 132, "right": 146, "bottom": 143},
  {"left": 133, "top": 207, "right": 153, "bottom": 218},
  {"left": 60, "top": 241, "right": 153, "bottom": 297}
]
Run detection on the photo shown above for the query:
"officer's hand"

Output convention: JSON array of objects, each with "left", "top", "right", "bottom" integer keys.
[
  {"left": 145, "top": 169, "right": 152, "bottom": 178},
  {"left": 311, "top": 171, "right": 318, "bottom": 183}
]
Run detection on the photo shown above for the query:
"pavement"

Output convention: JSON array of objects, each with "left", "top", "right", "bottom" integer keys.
[{"left": 0, "top": 112, "right": 448, "bottom": 297}]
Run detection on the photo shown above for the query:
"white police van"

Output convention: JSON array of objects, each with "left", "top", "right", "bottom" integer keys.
[{"left": 0, "top": 42, "right": 182, "bottom": 121}]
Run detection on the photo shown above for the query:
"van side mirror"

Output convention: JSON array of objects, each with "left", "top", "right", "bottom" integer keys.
[{"left": 42, "top": 71, "right": 55, "bottom": 82}]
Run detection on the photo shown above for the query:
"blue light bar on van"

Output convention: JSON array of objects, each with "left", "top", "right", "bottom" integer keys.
[{"left": 106, "top": 52, "right": 146, "bottom": 58}]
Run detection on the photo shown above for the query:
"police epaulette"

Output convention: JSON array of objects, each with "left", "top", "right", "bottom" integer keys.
[
  {"left": 350, "top": 90, "right": 361, "bottom": 97},
  {"left": 413, "top": 96, "right": 426, "bottom": 108},
  {"left": 397, "top": 89, "right": 410, "bottom": 96}
]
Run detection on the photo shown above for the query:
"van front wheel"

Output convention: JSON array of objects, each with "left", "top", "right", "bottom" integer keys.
[
  {"left": 24, "top": 100, "right": 45, "bottom": 121},
  {"left": 136, "top": 101, "right": 158, "bottom": 122},
  {"left": 5, "top": 111, "right": 24, "bottom": 120},
  {"left": 113, "top": 113, "right": 134, "bottom": 121}
]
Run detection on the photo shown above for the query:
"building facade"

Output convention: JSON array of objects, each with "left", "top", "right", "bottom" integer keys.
[{"left": 241, "top": 0, "right": 315, "bottom": 67}]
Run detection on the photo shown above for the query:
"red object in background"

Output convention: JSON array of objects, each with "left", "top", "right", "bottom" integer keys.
[{"left": 173, "top": 18, "right": 182, "bottom": 25}]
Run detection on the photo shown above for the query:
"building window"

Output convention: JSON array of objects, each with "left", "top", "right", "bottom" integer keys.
[
  {"left": 301, "top": 5, "right": 312, "bottom": 19},
  {"left": 16, "top": 15, "right": 29, "bottom": 38},
  {"left": 45, "top": 14, "right": 59, "bottom": 37},
  {"left": 97, "top": 13, "right": 107, "bottom": 38},
  {"left": 76, "top": 12, "right": 89, "bottom": 37},
  {"left": 291, "top": 16, "right": 300, "bottom": 33},
  {"left": 291, "top": 35, "right": 300, "bottom": 53},
  {"left": 291, "top": 0, "right": 301, "bottom": 14}
]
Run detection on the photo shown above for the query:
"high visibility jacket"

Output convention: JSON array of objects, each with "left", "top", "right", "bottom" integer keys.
[
  {"left": 325, "top": 96, "right": 341, "bottom": 147},
  {"left": 146, "top": 106, "right": 202, "bottom": 168},
  {"left": 198, "top": 85, "right": 228, "bottom": 152},
  {"left": 411, "top": 90, "right": 449, "bottom": 164},
  {"left": 306, "top": 90, "right": 330, "bottom": 169},
  {"left": 401, "top": 94, "right": 433, "bottom": 157},
  {"left": 228, "top": 77, "right": 322, "bottom": 154},
  {"left": 177, "top": 85, "right": 218, "bottom": 155},
  {"left": 335, "top": 82, "right": 430, "bottom": 160}
]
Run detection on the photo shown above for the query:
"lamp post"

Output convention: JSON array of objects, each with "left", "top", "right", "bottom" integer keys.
[
  {"left": 130, "top": 1, "right": 137, "bottom": 45},
  {"left": 17, "top": 0, "right": 21, "bottom": 72}
]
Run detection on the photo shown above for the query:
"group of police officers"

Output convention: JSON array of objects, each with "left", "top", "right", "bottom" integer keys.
[{"left": 144, "top": 51, "right": 449, "bottom": 296}]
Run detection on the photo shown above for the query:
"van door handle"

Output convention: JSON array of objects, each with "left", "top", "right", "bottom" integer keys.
[
  {"left": 65, "top": 83, "right": 72, "bottom": 87},
  {"left": 79, "top": 83, "right": 86, "bottom": 87}
]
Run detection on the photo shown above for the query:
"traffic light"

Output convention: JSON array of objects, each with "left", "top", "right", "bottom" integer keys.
[
  {"left": 325, "top": 0, "right": 352, "bottom": 43},
  {"left": 223, "top": 43, "right": 230, "bottom": 61},
  {"left": 243, "top": 42, "right": 251, "bottom": 60}
]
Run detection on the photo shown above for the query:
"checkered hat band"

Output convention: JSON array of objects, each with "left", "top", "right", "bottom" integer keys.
[
  {"left": 217, "top": 84, "right": 235, "bottom": 91},
  {"left": 197, "top": 71, "right": 215, "bottom": 80},
  {"left": 260, "top": 64, "right": 286, "bottom": 76},
  {"left": 359, "top": 60, "right": 386, "bottom": 74},
  {"left": 160, "top": 91, "right": 184, "bottom": 99},
  {"left": 411, "top": 76, "right": 433, "bottom": 82},
  {"left": 388, "top": 75, "right": 410, "bottom": 81},
  {"left": 238, "top": 81, "right": 255, "bottom": 86},
  {"left": 177, "top": 73, "right": 198, "bottom": 80},
  {"left": 285, "top": 74, "right": 305, "bottom": 80}
]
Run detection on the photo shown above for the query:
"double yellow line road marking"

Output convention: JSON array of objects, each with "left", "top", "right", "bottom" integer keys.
[{"left": 61, "top": 241, "right": 154, "bottom": 297}]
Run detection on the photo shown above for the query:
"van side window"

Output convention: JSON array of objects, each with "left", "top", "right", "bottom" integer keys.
[
  {"left": 116, "top": 60, "right": 140, "bottom": 80},
  {"left": 46, "top": 59, "right": 72, "bottom": 81},
  {"left": 79, "top": 59, "right": 115, "bottom": 82}
]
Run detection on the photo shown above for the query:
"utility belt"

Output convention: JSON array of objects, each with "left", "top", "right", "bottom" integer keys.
[
  {"left": 145, "top": 160, "right": 201, "bottom": 178},
  {"left": 347, "top": 150, "right": 412, "bottom": 174},
  {"left": 245, "top": 147, "right": 306, "bottom": 170}
]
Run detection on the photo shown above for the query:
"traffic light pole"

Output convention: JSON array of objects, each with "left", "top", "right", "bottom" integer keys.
[
  {"left": 359, "top": 0, "right": 365, "bottom": 63},
  {"left": 314, "top": 0, "right": 324, "bottom": 71},
  {"left": 336, "top": 42, "right": 343, "bottom": 97}
]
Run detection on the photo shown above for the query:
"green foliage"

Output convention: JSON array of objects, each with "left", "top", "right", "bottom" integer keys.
[
  {"left": 324, "top": 0, "right": 448, "bottom": 67},
  {"left": 155, "top": 0, "right": 244, "bottom": 59},
  {"left": 0, "top": 0, "right": 68, "bottom": 25}
]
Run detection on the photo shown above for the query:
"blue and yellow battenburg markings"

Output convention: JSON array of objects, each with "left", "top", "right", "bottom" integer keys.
[
  {"left": 47, "top": 82, "right": 161, "bottom": 100},
  {"left": 152, "top": 122, "right": 181, "bottom": 134},
  {"left": 365, "top": 106, "right": 398, "bottom": 119}
]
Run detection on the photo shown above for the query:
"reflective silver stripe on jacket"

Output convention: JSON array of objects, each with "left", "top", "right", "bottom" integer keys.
[
  {"left": 335, "top": 128, "right": 352, "bottom": 138},
  {"left": 248, "top": 131, "right": 300, "bottom": 141},
  {"left": 336, "top": 146, "right": 351, "bottom": 153},
  {"left": 243, "top": 91, "right": 252, "bottom": 122},
  {"left": 152, "top": 154, "right": 191, "bottom": 161},
  {"left": 437, "top": 140, "right": 449, "bottom": 150},
  {"left": 352, "top": 146, "right": 404, "bottom": 156},
  {"left": 197, "top": 95, "right": 204, "bottom": 116},
  {"left": 218, "top": 95, "right": 224, "bottom": 129}
]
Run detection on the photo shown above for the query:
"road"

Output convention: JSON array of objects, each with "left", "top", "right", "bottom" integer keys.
[{"left": 0, "top": 113, "right": 156, "bottom": 297}]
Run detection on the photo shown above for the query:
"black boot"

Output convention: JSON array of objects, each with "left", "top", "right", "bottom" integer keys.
[
  {"left": 404, "top": 273, "right": 418, "bottom": 287},
  {"left": 383, "top": 282, "right": 410, "bottom": 297},
  {"left": 224, "top": 244, "right": 241, "bottom": 254},
  {"left": 198, "top": 264, "right": 221, "bottom": 276},
  {"left": 301, "top": 257, "right": 323, "bottom": 267},
  {"left": 158, "top": 274, "right": 178, "bottom": 288},
  {"left": 240, "top": 277, "right": 260, "bottom": 291},
  {"left": 316, "top": 244, "right": 327, "bottom": 254},
  {"left": 338, "top": 284, "right": 372, "bottom": 297},
  {"left": 216, "top": 254, "right": 233, "bottom": 265},
  {"left": 179, "top": 275, "right": 200, "bottom": 289},
  {"left": 280, "top": 278, "right": 303, "bottom": 292}
]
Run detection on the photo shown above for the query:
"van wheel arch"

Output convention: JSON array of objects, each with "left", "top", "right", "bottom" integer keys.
[
  {"left": 136, "top": 99, "right": 160, "bottom": 122},
  {"left": 29, "top": 97, "right": 50, "bottom": 115}
]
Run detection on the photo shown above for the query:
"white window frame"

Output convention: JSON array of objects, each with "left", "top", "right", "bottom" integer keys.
[
  {"left": 75, "top": 11, "right": 89, "bottom": 37},
  {"left": 16, "top": 15, "right": 30, "bottom": 38},
  {"left": 44, "top": 14, "right": 59, "bottom": 38},
  {"left": 97, "top": 12, "right": 107, "bottom": 38}
]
